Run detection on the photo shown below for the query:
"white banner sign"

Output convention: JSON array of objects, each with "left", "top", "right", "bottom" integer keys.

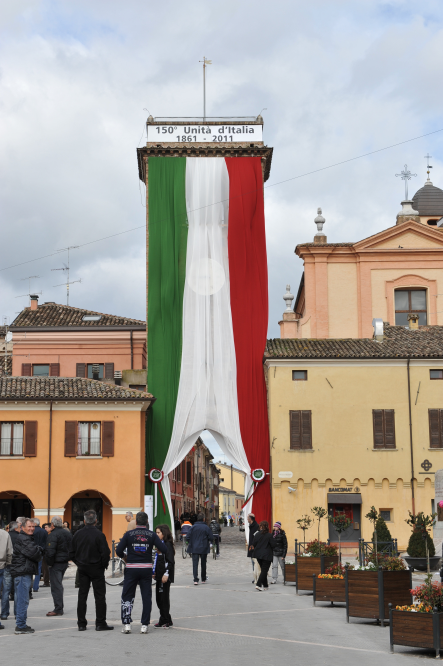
[
  {"left": 147, "top": 124, "right": 263, "bottom": 143},
  {"left": 144, "top": 495, "right": 154, "bottom": 531}
]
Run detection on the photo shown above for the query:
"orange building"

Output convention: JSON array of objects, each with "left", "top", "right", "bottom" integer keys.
[
  {"left": 0, "top": 376, "right": 154, "bottom": 546},
  {"left": 280, "top": 177, "right": 443, "bottom": 340},
  {"left": 10, "top": 298, "right": 146, "bottom": 389}
]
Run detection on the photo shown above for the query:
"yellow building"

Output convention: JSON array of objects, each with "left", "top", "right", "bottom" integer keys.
[
  {"left": 215, "top": 461, "right": 246, "bottom": 497},
  {"left": 266, "top": 323, "right": 442, "bottom": 552}
]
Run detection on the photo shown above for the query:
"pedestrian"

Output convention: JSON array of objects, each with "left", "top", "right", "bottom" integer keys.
[
  {"left": 63, "top": 521, "right": 71, "bottom": 531},
  {"left": 69, "top": 509, "right": 113, "bottom": 631},
  {"left": 125, "top": 511, "right": 136, "bottom": 531},
  {"left": 31, "top": 518, "right": 47, "bottom": 593},
  {"left": 223, "top": 517, "right": 227, "bottom": 527},
  {"left": 41, "top": 523, "right": 52, "bottom": 587},
  {"left": 270, "top": 521, "right": 288, "bottom": 584},
  {"left": 116, "top": 511, "right": 167, "bottom": 634},
  {"left": 45, "top": 516, "right": 72, "bottom": 616},
  {"left": 251, "top": 520, "right": 276, "bottom": 591},
  {"left": 246, "top": 513, "right": 260, "bottom": 583},
  {"left": 0, "top": 527, "right": 13, "bottom": 629},
  {"left": 209, "top": 518, "right": 221, "bottom": 556},
  {"left": 10, "top": 518, "right": 42, "bottom": 634},
  {"left": 174, "top": 518, "right": 181, "bottom": 541},
  {"left": 153, "top": 524, "right": 175, "bottom": 628},
  {"left": 186, "top": 513, "right": 213, "bottom": 585}
]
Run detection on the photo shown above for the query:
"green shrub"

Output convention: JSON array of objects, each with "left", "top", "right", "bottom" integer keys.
[
  {"left": 372, "top": 515, "right": 392, "bottom": 543},
  {"left": 407, "top": 528, "right": 435, "bottom": 557}
]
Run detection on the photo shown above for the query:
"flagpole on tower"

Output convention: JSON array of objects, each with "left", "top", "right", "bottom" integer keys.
[{"left": 199, "top": 57, "right": 212, "bottom": 121}]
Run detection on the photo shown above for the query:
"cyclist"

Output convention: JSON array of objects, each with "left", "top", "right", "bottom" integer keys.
[
  {"left": 180, "top": 519, "right": 192, "bottom": 542},
  {"left": 209, "top": 519, "right": 221, "bottom": 557}
]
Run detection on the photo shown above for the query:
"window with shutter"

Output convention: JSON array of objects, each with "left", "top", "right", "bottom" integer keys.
[
  {"left": 186, "top": 461, "right": 192, "bottom": 485},
  {"left": 49, "top": 363, "right": 60, "bottom": 377},
  {"left": 64, "top": 421, "right": 77, "bottom": 456},
  {"left": 24, "top": 421, "right": 37, "bottom": 456},
  {"left": 102, "top": 421, "right": 115, "bottom": 457},
  {"left": 105, "top": 363, "right": 114, "bottom": 380},
  {"left": 384, "top": 410, "right": 396, "bottom": 449},
  {"left": 289, "top": 410, "right": 312, "bottom": 449},
  {"left": 372, "top": 410, "right": 396, "bottom": 449},
  {"left": 22, "top": 363, "right": 31, "bottom": 376},
  {"left": 429, "top": 409, "right": 443, "bottom": 449},
  {"left": 76, "top": 363, "right": 86, "bottom": 378}
]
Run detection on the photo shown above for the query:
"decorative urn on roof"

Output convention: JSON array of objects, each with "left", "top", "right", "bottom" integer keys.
[{"left": 314, "top": 208, "right": 327, "bottom": 245}]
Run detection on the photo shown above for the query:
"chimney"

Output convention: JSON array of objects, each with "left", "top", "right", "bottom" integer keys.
[
  {"left": 396, "top": 200, "right": 420, "bottom": 225},
  {"left": 372, "top": 318, "right": 384, "bottom": 342},
  {"left": 279, "top": 285, "right": 298, "bottom": 338},
  {"left": 314, "top": 207, "right": 327, "bottom": 244},
  {"left": 30, "top": 295, "right": 39, "bottom": 311},
  {"left": 407, "top": 313, "right": 419, "bottom": 330}
]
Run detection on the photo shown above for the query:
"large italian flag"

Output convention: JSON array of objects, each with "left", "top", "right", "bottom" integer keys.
[{"left": 146, "top": 156, "right": 271, "bottom": 527}]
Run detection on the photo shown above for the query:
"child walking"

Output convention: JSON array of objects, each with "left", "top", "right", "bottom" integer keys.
[{"left": 153, "top": 524, "right": 175, "bottom": 628}]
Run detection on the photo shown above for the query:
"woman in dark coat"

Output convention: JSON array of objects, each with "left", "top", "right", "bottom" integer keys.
[
  {"left": 154, "top": 524, "right": 175, "bottom": 627},
  {"left": 251, "top": 520, "right": 276, "bottom": 590}
]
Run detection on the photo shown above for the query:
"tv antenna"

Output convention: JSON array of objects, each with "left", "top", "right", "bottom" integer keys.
[
  {"left": 51, "top": 245, "right": 80, "bottom": 306},
  {"left": 199, "top": 56, "right": 212, "bottom": 121},
  {"left": 15, "top": 275, "right": 41, "bottom": 305}
]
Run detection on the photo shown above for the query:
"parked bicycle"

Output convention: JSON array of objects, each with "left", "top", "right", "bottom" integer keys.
[{"left": 106, "top": 556, "right": 126, "bottom": 586}]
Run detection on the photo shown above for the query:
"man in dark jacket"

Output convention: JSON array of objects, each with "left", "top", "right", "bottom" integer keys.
[
  {"left": 69, "top": 509, "right": 112, "bottom": 631},
  {"left": 270, "top": 521, "right": 288, "bottom": 584},
  {"left": 246, "top": 513, "right": 260, "bottom": 582},
  {"left": 186, "top": 513, "right": 213, "bottom": 584},
  {"left": 45, "top": 516, "right": 72, "bottom": 616},
  {"left": 10, "top": 518, "right": 42, "bottom": 634},
  {"left": 116, "top": 511, "right": 167, "bottom": 634},
  {"left": 209, "top": 519, "right": 221, "bottom": 556},
  {"left": 31, "top": 518, "right": 47, "bottom": 592}
]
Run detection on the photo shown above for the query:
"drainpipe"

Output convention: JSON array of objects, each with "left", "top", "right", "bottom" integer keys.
[
  {"left": 407, "top": 359, "right": 416, "bottom": 515},
  {"left": 47, "top": 401, "right": 53, "bottom": 523},
  {"left": 130, "top": 330, "right": 134, "bottom": 370}
]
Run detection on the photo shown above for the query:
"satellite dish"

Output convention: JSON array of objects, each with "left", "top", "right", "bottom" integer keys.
[{"left": 5, "top": 332, "right": 13, "bottom": 343}]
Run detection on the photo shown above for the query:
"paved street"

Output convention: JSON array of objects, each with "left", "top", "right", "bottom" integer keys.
[{"left": 0, "top": 529, "right": 440, "bottom": 665}]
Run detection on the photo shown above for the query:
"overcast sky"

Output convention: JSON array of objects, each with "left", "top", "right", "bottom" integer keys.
[{"left": 1, "top": 1, "right": 443, "bottom": 461}]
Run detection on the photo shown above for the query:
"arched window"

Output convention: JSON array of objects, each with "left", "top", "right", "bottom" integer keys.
[{"left": 394, "top": 289, "right": 427, "bottom": 325}]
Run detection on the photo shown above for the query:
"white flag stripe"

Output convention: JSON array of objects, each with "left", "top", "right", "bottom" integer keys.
[{"left": 161, "top": 157, "right": 251, "bottom": 521}]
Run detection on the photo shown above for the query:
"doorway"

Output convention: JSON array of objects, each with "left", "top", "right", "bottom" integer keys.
[
  {"left": 0, "top": 497, "right": 33, "bottom": 529},
  {"left": 71, "top": 497, "right": 103, "bottom": 533},
  {"left": 328, "top": 503, "right": 361, "bottom": 542}
]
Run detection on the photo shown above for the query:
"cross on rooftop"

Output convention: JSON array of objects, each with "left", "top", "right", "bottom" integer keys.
[
  {"left": 425, "top": 153, "right": 433, "bottom": 181},
  {"left": 395, "top": 164, "right": 417, "bottom": 200}
]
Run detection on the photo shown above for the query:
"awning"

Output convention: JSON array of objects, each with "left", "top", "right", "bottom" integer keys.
[{"left": 328, "top": 493, "right": 362, "bottom": 504}]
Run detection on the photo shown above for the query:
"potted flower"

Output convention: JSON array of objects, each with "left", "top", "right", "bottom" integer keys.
[
  {"left": 404, "top": 511, "right": 439, "bottom": 573},
  {"left": 346, "top": 555, "right": 412, "bottom": 626},
  {"left": 293, "top": 539, "right": 339, "bottom": 594},
  {"left": 313, "top": 563, "right": 353, "bottom": 606},
  {"left": 389, "top": 575, "right": 443, "bottom": 657}
]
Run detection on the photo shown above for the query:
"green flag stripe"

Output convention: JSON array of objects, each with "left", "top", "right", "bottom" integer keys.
[{"left": 146, "top": 156, "right": 188, "bottom": 527}]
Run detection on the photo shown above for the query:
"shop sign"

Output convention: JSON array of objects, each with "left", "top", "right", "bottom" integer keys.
[{"left": 328, "top": 486, "right": 360, "bottom": 493}]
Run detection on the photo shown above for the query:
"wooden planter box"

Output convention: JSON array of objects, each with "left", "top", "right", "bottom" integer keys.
[
  {"left": 345, "top": 569, "right": 412, "bottom": 626},
  {"left": 289, "top": 555, "right": 339, "bottom": 593},
  {"left": 390, "top": 607, "right": 443, "bottom": 658},
  {"left": 284, "top": 563, "right": 296, "bottom": 585},
  {"left": 313, "top": 574, "right": 346, "bottom": 605}
]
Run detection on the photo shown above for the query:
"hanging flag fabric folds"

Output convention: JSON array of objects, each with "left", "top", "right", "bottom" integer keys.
[{"left": 146, "top": 156, "right": 271, "bottom": 527}]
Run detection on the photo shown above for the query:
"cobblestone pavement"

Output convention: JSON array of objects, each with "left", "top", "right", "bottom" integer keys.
[{"left": 1, "top": 531, "right": 439, "bottom": 666}]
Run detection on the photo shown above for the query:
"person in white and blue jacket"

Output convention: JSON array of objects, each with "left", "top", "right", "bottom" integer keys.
[{"left": 116, "top": 512, "right": 167, "bottom": 635}]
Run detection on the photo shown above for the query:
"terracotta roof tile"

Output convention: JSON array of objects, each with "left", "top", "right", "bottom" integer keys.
[
  {"left": 265, "top": 324, "right": 443, "bottom": 359},
  {"left": 0, "top": 376, "right": 153, "bottom": 401},
  {"left": 10, "top": 303, "right": 145, "bottom": 329},
  {"left": 295, "top": 242, "right": 355, "bottom": 249}
]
